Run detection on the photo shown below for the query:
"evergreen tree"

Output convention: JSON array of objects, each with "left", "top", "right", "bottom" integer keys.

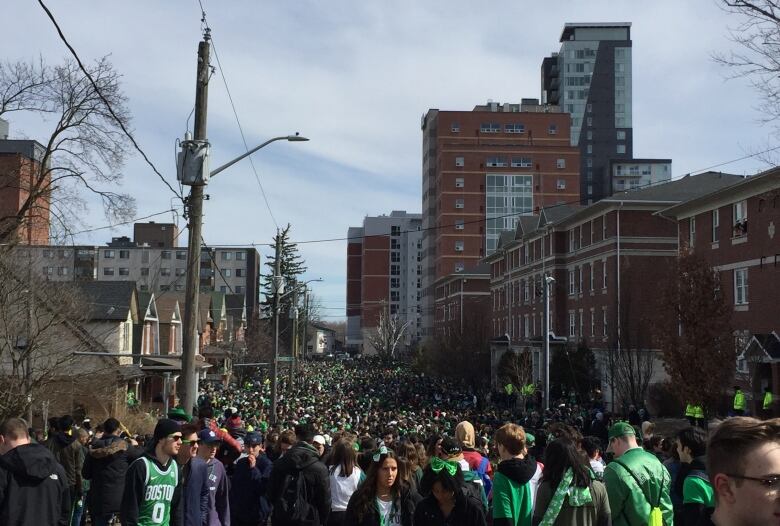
[{"left": 260, "top": 224, "right": 307, "bottom": 315}]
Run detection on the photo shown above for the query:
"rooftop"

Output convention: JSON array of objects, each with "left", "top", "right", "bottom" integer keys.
[{"left": 560, "top": 22, "right": 632, "bottom": 42}]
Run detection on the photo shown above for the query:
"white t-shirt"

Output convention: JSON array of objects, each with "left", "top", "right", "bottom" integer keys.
[
  {"left": 376, "top": 497, "right": 401, "bottom": 525},
  {"left": 590, "top": 458, "right": 605, "bottom": 477},
  {"left": 329, "top": 465, "right": 363, "bottom": 511},
  {"left": 529, "top": 462, "right": 543, "bottom": 511}
]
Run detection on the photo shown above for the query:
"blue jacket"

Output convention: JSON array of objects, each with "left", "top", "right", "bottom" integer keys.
[
  {"left": 230, "top": 455, "right": 272, "bottom": 524},
  {"left": 182, "top": 457, "right": 209, "bottom": 526}
]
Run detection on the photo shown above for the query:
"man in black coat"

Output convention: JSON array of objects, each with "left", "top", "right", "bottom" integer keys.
[
  {"left": 269, "top": 423, "right": 331, "bottom": 526},
  {"left": 83, "top": 417, "right": 133, "bottom": 526},
  {"left": 231, "top": 431, "right": 273, "bottom": 526},
  {"left": 0, "top": 417, "right": 70, "bottom": 526}
]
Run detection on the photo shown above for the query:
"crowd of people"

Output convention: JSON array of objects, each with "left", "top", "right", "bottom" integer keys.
[{"left": 0, "top": 358, "right": 778, "bottom": 526}]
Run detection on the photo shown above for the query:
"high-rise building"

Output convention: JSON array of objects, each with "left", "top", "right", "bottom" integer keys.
[
  {"left": 420, "top": 100, "right": 580, "bottom": 338},
  {"left": 542, "top": 23, "right": 633, "bottom": 203},
  {"left": 345, "top": 211, "right": 422, "bottom": 354}
]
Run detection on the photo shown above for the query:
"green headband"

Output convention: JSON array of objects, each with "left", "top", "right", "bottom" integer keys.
[{"left": 429, "top": 456, "right": 458, "bottom": 477}]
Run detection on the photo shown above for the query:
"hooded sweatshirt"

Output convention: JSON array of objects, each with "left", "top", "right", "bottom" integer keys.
[
  {"left": 49, "top": 429, "right": 83, "bottom": 492},
  {"left": 492, "top": 456, "right": 537, "bottom": 526},
  {"left": 0, "top": 442, "right": 71, "bottom": 526},
  {"left": 268, "top": 441, "right": 331, "bottom": 525}
]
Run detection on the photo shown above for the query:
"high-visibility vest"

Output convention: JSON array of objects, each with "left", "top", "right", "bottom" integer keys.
[
  {"left": 734, "top": 390, "right": 746, "bottom": 410},
  {"left": 764, "top": 391, "right": 774, "bottom": 410},
  {"left": 693, "top": 406, "right": 705, "bottom": 419},
  {"left": 685, "top": 404, "right": 696, "bottom": 417}
]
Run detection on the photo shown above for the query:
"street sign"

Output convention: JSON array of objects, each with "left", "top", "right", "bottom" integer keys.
[{"left": 277, "top": 356, "right": 294, "bottom": 362}]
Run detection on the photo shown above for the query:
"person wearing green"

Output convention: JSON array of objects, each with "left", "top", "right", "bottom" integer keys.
[
  {"left": 733, "top": 386, "right": 746, "bottom": 415},
  {"left": 120, "top": 419, "right": 182, "bottom": 526},
  {"left": 603, "top": 422, "right": 673, "bottom": 526},
  {"left": 492, "top": 423, "right": 537, "bottom": 526},
  {"left": 763, "top": 386, "right": 774, "bottom": 416},
  {"left": 674, "top": 426, "right": 714, "bottom": 525}
]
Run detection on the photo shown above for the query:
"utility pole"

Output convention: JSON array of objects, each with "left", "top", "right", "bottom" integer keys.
[
  {"left": 181, "top": 32, "right": 210, "bottom": 414},
  {"left": 270, "top": 231, "right": 282, "bottom": 425},
  {"left": 289, "top": 288, "right": 298, "bottom": 387},
  {"left": 543, "top": 275, "right": 551, "bottom": 411},
  {"left": 300, "top": 288, "right": 309, "bottom": 368}
]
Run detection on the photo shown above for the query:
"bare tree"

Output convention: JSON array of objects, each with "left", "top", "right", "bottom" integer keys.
[
  {"left": 0, "top": 57, "right": 135, "bottom": 243},
  {"left": 497, "top": 349, "right": 534, "bottom": 409},
  {"left": 367, "top": 305, "right": 410, "bottom": 360}
]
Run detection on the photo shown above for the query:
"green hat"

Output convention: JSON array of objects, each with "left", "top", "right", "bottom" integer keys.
[
  {"left": 168, "top": 407, "right": 192, "bottom": 422},
  {"left": 525, "top": 433, "right": 536, "bottom": 446},
  {"left": 608, "top": 422, "right": 635, "bottom": 440}
]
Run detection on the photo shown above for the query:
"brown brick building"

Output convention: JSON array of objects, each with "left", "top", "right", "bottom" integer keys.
[
  {"left": 0, "top": 139, "right": 50, "bottom": 245},
  {"left": 486, "top": 172, "right": 743, "bottom": 409},
  {"left": 420, "top": 100, "right": 580, "bottom": 338},
  {"left": 660, "top": 167, "right": 780, "bottom": 415},
  {"left": 433, "top": 263, "right": 491, "bottom": 339}
]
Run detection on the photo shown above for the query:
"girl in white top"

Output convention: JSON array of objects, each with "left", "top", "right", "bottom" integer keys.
[{"left": 327, "top": 438, "right": 364, "bottom": 526}]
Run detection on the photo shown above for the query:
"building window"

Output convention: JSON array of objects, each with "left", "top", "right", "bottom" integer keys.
[
  {"left": 451, "top": 122, "right": 460, "bottom": 132},
  {"left": 548, "top": 124, "right": 558, "bottom": 135},
  {"left": 511, "top": 157, "right": 533, "bottom": 168},
  {"left": 235, "top": 268, "right": 244, "bottom": 277},
  {"left": 569, "top": 230, "right": 576, "bottom": 252},
  {"left": 391, "top": 291, "right": 400, "bottom": 302},
  {"left": 505, "top": 123, "right": 525, "bottom": 133},
  {"left": 590, "top": 309, "right": 595, "bottom": 337},
  {"left": 486, "top": 156, "right": 508, "bottom": 167},
  {"left": 175, "top": 284, "right": 184, "bottom": 291},
  {"left": 712, "top": 209, "right": 720, "bottom": 242},
  {"left": 119, "top": 250, "right": 130, "bottom": 259},
  {"left": 103, "top": 267, "right": 115, "bottom": 276},
  {"left": 176, "top": 250, "right": 187, "bottom": 260},
  {"left": 617, "top": 144, "right": 626, "bottom": 154},
  {"left": 569, "top": 312, "right": 576, "bottom": 337},
  {"left": 557, "top": 158, "right": 566, "bottom": 169},
  {"left": 454, "top": 241, "right": 464, "bottom": 252},
  {"left": 587, "top": 117, "right": 593, "bottom": 127},
  {"left": 103, "top": 250, "right": 115, "bottom": 259},
  {"left": 57, "top": 267, "right": 68, "bottom": 276},
  {"left": 391, "top": 265, "right": 400, "bottom": 276},
  {"left": 455, "top": 219, "right": 465, "bottom": 230},
  {"left": 734, "top": 268, "right": 748, "bottom": 305},
  {"left": 689, "top": 217, "right": 696, "bottom": 248},
  {"left": 455, "top": 177, "right": 464, "bottom": 188},
  {"left": 139, "top": 284, "right": 149, "bottom": 292},
  {"left": 480, "top": 123, "right": 500, "bottom": 133},
  {"left": 603, "top": 260, "right": 608, "bottom": 289},
  {"left": 175, "top": 268, "right": 185, "bottom": 276},
  {"left": 223, "top": 269, "right": 232, "bottom": 277},
  {"left": 390, "top": 225, "right": 401, "bottom": 236},
  {"left": 220, "top": 286, "right": 227, "bottom": 293},
  {"left": 235, "top": 285, "right": 243, "bottom": 294},
  {"left": 617, "top": 130, "right": 626, "bottom": 140},
  {"left": 391, "top": 238, "right": 400, "bottom": 249},
  {"left": 221, "top": 252, "right": 232, "bottom": 261},
  {"left": 733, "top": 201, "right": 748, "bottom": 236},
  {"left": 455, "top": 156, "right": 464, "bottom": 167},
  {"left": 590, "top": 263, "right": 594, "bottom": 291},
  {"left": 161, "top": 268, "right": 171, "bottom": 276},
  {"left": 455, "top": 199, "right": 464, "bottom": 209},
  {"left": 603, "top": 307, "right": 608, "bottom": 336},
  {"left": 568, "top": 270, "right": 576, "bottom": 295},
  {"left": 235, "top": 251, "right": 246, "bottom": 261},
  {"left": 391, "top": 277, "right": 400, "bottom": 288},
  {"left": 161, "top": 251, "right": 171, "bottom": 260},
  {"left": 556, "top": 179, "right": 566, "bottom": 190},
  {"left": 602, "top": 215, "right": 607, "bottom": 238},
  {"left": 587, "top": 144, "right": 593, "bottom": 154},
  {"left": 119, "top": 268, "right": 129, "bottom": 276},
  {"left": 390, "top": 252, "right": 400, "bottom": 263}
]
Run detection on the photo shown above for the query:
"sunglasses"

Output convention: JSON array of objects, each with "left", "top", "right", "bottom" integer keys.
[
  {"left": 167, "top": 435, "right": 183, "bottom": 442},
  {"left": 182, "top": 439, "right": 200, "bottom": 445},
  {"left": 726, "top": 473, "right": 780, "bottom": 492}
]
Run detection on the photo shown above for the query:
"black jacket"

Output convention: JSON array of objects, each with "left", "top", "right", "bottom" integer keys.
[
  {"left": 48, "top": 430, "right": 83, "bottom": 493},
  {"left": 83, "top": 435, "right": 132, "bottom": 515},
  {"left": 0, "top": 442, "right": 71, "bottom": 526},
  {"left": 413, "top": 493, "right": 486, "bottom": 526},
  {"left": 343, "top": 486, "right": 420, "bottom": 526},
  {"left": 230, "top": 454, "right": 273, "bottom": 523},
  {"left": 269, "top": 442, "right": 331, "bottom": 525}
]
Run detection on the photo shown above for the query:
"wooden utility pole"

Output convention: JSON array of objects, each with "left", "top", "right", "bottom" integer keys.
[
  {"left": 181, "top": 33, "right": 210, "bottom": 414},
  {"left": 270, "top": 231, "right": 282, "bottom": 424}
]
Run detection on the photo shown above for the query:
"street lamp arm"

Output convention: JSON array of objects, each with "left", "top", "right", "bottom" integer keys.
[
  {"left": 280, "top": 278, "right": 323, "bottom": 300},
  {"left": 211, "top": 134, "right": 309, "bottom": 177}
]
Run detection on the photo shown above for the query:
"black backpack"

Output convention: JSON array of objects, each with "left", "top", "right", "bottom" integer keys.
[{"left": 272, "top": 463, "right": 319, "bottom": 526}]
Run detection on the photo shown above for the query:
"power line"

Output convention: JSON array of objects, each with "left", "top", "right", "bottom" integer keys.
[
  {"left": 64, "top": 208, "right": 178, "bottom": 237},
  {"left": 37, "top": 0, "right": 184, "bottom": 202}
]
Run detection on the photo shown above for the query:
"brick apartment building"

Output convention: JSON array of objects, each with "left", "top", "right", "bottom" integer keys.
[
  {"left": 0, "top": 135, "right": 50, "bottom": 245},
  {"left": 486, "top": 172, "right": 744, "bottom": 408},
  {"left": 433, "top": 263, "right": 491, "bottom": 339},
  {"left": 420, "top": 100, "right": 581, "bottom": 338},
  {"left": 660, "top": 167, "right": 780, "bottom": 415},
  {"left": 346, "top": 212, "right": 422, "bottom": 354}
]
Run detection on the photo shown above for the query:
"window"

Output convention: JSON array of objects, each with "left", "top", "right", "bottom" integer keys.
[
  {"left": 139, "top": 285, "right": 149, "bottom": 292},
  {"left": 557, "top": 158, "right": 566, "bottom": 169},
  {"left": 712, "top": 210, "right": 720, "bottom": 242},
  {"left": 391, "top": 277, "right": 400, "bottom": 288},
  {"left": 734, "top": 268, "right": 748, "bottom": 305},
  {"left": 391, "top": 252, "right": 401, "bottom": 262},
  {"left": 480, "top": 123, "right": 500, "bottom": 133},
  {"left": 175, "top": 284, "right": 184, "bottom": 291},
  {"left": 590, "top": 310, "right": 596, "bottom": 337},
  {"left": 223, "top": 268, "right": 232, "bottom": 277},
  {"left": 569, "top": 230, "right": 577, "bottom": 252},
  {"left": 451, "top": 122, "right": 460, "bottom": 132},
  {"left": 578, "top": 267, "right": 583, "bottom": 294},
  {"left": 161, "top": 268, "right": 171, "bottom": 276},
  {"left": 119, "top": 268, "right": 129, "bottom": 276},
  {"left": 557, "top": 179, "right": 566, "bottom": 190},
  {"left": 511, "top": 157, "right": 533, "bottom": 168},
  {"left": 617, "top": 130, "right": 626, "bottom": 140},
  {"left": 590, "top": 263, "right": 595, "bottom": 291},
  {"left": 159, "top": 284, "right": 170, "bottom": 292},
  {"left": 221, "top": 252, "right": 232, "bottom": 261},
  {"left": 455, "top": 177, "right": 464, "bottom": 188},
  {"left": 391, "top": 265, "right": 400, "bottom": 276},
  {"left": 235, "top": 268, "right": 244, "bottom": 277},
  {"left": 103, "top": 250, "right": 115, "bottom": 259},
  {"left": 454, "top": 241, "right": 464, "bottom": 252},
  {"left": 103, "top": 267, "right": 115, "bottom": 276},
  {"left": 455, "top": 219, "right": 465, "bottom": 230},
  {"left": 569, "top": 312, "right": 576, "bottom": 337},
  {"left": 602, "top": 215, "right": 607, "bottom": 238},
  {"left": 505, "top": 123, "right": 525, "bottom": 133},
  {"left": 176, "top": 250, "right": 187, "bottom": 260},
  {"left": 220, "top": 286, "right": 227, "bottom": 293},
  {"left": 455, "top": 199, "right": 464, "bottom": 209},
  {"left": 175, "top": 268, "right": 185, "bottom": 276},
  {"left": 486, "top": 156, "right": 508, "bottom": 167},
  {"left": 235, "top": 251, "right": 246, "bottom": 261},
  {"left": 235, "top": 286, "right": 243, "bottom": 294},
  {"left": 603, "top": 260, "right": 608, "bottom": 289},
  {"left": 617, "top": 144, "right": 626, "bottom": 154},
  {"left": 587, "top": 144, "right": 593, "bottom": 154},
  {"left": 548, "top": 124, "right": 558, "bottom": 135},
  {"left": 161, "top": 251, "right": 171, "bottom": 260},
  {"left": 57, "top": 267, "right": 68, "bottom": 276},
  {"left": 391, "top": 291, "right": 400, "bottom": 302},
  {"left": 568, "top": 270, "right": 576, "bottom": 295},
  {"left": 603, "top": 307, "right": 608, "bottom": 336},
  {"left": 733, "top": 201, "right": 748, "bottom": 236},
  {"left": 689, "top": 217, "right": 696, "bottom": 248},
  {"left": 391, "top": 225, "right": 401, "bottom": 236},
  {"left": 391, "top": 238, "right": 400, "bottom": 249},
  {"left": 587, "top": 130, "right": 593, "bottom": 140},
  {"left": 141, "top": 250, "right": 150, "bottom": 264},
  {"left": 455, "top": 156, "right": 464, "bottom": 167},
  {"left": 119, "top": 250, "right": 130, "bottom": 259},
  {"left": 524, "top": 315, "right": 529, "bottom": 338},
  {"left": 141, "top": 267, "right": 150, "bottom": 276}
]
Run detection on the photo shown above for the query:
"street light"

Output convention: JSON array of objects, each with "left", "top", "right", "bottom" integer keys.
[
  {"left": 543, "top": 275, "right": 555, "bottom": 411},
  {"left": 210, "top": 134, "right": 309, "bottom": 177}
]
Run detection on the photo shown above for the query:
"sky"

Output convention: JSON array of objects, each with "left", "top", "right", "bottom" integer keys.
[{"left": 2, "top": 0, "right": 774, "bottom": 320}]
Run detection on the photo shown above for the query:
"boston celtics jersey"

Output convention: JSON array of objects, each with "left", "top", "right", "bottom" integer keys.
[{"left": 136, "top": 456, "right": 179, "bottom": 525}]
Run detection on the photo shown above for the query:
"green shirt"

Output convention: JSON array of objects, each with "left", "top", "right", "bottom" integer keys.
[
  {"left": 492, "top": 471, "right": 533, "bottom": 526},
  {"left": 764, "top": 392, "right": 774, "bottom": 410},
  {"left": 137, "top": 457, "right": 179, "bottom": 526},
  {"left": 683, "top": 476, "right": 714, "bottom": 507}
]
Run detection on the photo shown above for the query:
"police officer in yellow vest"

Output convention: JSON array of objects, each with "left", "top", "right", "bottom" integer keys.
[
  {"left": 685, "top": 403, "right": 705, "bottom": 428},
  {"left": 733, "top": 386, "right": 746, "bottom": 416},
  {"left": 764, "top": 386, "right": 774, "bottom": 416}
]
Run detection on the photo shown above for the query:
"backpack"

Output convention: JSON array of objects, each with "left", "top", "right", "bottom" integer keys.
[
  {"left": 272, "top": 465, "right": 319, "bottom": 526},
  {"left": 476, "top": 456, "right": 493, "bottom": 496},
  {"left": 613, "top": 459, "right": 664, "bottom": 526}
]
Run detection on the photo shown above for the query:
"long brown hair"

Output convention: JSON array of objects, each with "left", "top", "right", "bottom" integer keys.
[
  {"left": 348, "top": 449, "right": 404, "bottom": 521},
  {"left": 327, "top": 438, "right": 358, "bottom": 477}
]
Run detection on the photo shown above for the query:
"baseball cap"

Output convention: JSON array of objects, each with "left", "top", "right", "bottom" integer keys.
[
  {"left": 607, "top": 422, "right": 636, "bottom": 441},
  {"left": 245, "top": 431, "right": 264, "bottom": 446},
  {"left": 198, "top": 429, "right": 222, "bottom": 445},
  {"left": 440, "top": 436, "right": 462, "bottom": 456},
  {"left": 312, "top": 435, "right": 326, "bottom": 446}
]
